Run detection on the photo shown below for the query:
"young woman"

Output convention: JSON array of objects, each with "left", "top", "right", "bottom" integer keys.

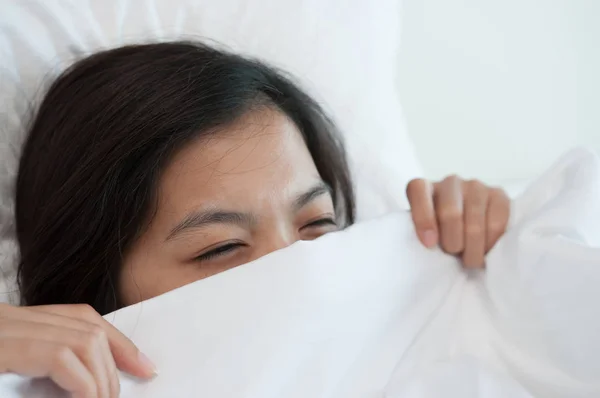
[{"left": 0, "top": 42, "right": 510, "bottom": 398}]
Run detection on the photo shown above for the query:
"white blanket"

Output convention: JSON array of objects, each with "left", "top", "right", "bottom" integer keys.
[{"left": 1, "top": 148, "right": 599, "bottom": 397}]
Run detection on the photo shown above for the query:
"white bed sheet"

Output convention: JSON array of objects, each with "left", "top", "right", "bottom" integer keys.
[{"left": 0, "top": 148, "right": 598, "bottom": 397}]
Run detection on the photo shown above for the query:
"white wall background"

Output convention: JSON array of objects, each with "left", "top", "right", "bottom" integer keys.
[{"left": 397, "top": 0, "right": 600, "bottom": 184}]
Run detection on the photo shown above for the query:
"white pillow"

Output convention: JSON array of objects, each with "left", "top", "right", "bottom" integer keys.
[{"left": 0, "top": 0, "right": 422, "bottom": 304}]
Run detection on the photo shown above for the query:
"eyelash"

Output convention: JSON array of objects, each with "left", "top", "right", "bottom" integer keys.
[
  {"left": 195, "top": 242, "right": 244, "bottom": 262},
  {"left": 301, "top": 217, "right": 337, "bottom": 230},
  {"left": 195, "top": 218, "right": 337, "bottom": 262}
]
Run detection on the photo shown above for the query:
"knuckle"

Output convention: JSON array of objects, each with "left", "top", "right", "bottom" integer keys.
[
  {"left": 89, "top": 325, "right": 107, "bottom": 342},
  {"left": 74, "top": 303, "right": 97, "bottom": 319},
  {"left": 440, "top": 235, "right": 463, "bottom": 254},
  {"left": 442, "top": 241, "right": 462, "bottom": 254},
  {"left": 74, "top": 331, "right": 106, "bottom": 358},
  {"left": 52, "top": 346, "right": 74, "bottom": 367},
  {"left": 413, "top": 212, "right": 435, "bottom": 227},
  {"left": 416, "top": 219, "right": 436, "bottom": 231},
  {"left": 466, "top": 205, "right": 485, "bottom": 217},
  {"left": 442, "top": 174, "right": 460, "bottom": 186},
  {"left": 82, "top": 327, "right": 106, "bottom": 349},
  {"left": 438, "top": 207, "right": 462, "bottom": 223},
  {"left": 50, "top": 346, "right": 98, "bottom": 396},
  {"left": 465, "top": 179, "right": 484, "bottom": 191},
  {"left": 465, "top": 223, "right": 484, "bottom": 237}
]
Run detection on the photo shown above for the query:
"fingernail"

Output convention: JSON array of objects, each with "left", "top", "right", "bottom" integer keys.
[
  {"left": 138, "top": 351, "right": 159, "bottom": 376},
  {"left": 422, "top": 230, "right": 437, "bottom": 248}
]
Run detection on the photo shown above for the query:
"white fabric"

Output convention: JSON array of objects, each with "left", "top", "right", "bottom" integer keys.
[
  {"left": 1, "top": 148, "right": 598, "bottom": 397},
  {"left": 0, "top": 0, "right": 420, "bottom": 304}
]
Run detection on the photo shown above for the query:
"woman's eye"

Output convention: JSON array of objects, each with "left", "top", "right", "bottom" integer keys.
[
  {"left": 195, "top": 242, "right": 243, "bottom": 262},
  {"left": 301, "top": 217, "right": 338, "bottom": 230}
]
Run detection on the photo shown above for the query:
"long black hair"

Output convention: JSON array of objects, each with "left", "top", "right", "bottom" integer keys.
[{"left": 16, "top": 41, "right": 355, "bottom": 314}]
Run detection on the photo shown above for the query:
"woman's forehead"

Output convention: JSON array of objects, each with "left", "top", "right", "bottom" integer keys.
[{"left": 156, "top": 108, "right": 321, "bottom": 212}]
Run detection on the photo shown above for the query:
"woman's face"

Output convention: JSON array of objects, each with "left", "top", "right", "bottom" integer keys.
[{"left": 120, "top": 108, "right": 336, "bottom": 306}]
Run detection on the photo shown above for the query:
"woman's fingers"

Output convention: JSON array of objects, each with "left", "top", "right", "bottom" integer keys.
[
  {"left": 0, "top": 303, "right": 157, "bottom": 397},
  {"left": 0, "top": 318, "right": 114, "bottom": 398},
  {"left": 461, "top": 180, "right": 488, "bottom": 268},
  {"left": 408, "top": 175, "right": 511, "bottom": 267},
  {"left": 485, "top": 188, "right": 511, "bottom": 252},
  {"left": 98, "top": 329, "right": 120, "bottom": 398},
  {"left": 433, "top": 176, "right": 464, "bottom": 254},
  {"left": 69, "top": 324, "right": 115, "bottom": 398},
  {"left": 30, "top": 304, "right": 157, "bottom": 379},
  {"left": 406, "top": 179, "right": 438, "bottom": 247},
  {"left": 0, "top": 338, "right": 96, "bottom": 398}
]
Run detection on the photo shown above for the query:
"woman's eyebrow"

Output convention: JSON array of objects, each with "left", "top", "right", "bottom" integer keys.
[
  {"left": 293, "top": 181, "right": 332, "bottom": 211},
  {"left": 166, "top": 210, "right": 256, "bottom": 241}
]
